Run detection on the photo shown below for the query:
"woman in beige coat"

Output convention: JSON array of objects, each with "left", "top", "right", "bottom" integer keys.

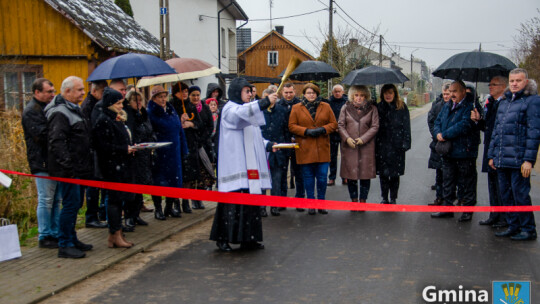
[
  {"left": 289, "top": 83, "right": 338, "bottom": 215},
  {"left": 338, "top": 85, "right": 379, "bottom": 207}
]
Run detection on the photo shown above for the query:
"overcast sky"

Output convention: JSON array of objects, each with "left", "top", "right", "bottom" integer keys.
[{"left": 235, "top": 0, "right": 539, "bottom": 69}]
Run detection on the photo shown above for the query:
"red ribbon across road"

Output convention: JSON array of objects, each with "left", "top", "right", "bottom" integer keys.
[{"left": 1, "top": 169, "right": 539, "bottom": 213}]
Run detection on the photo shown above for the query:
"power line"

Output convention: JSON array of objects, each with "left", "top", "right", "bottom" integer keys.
[
  {"left": 199, "top": 9, "right": 326, "bottom": 22},
  {"left": 386, "top": 40, "right": 513, "bottom": 45},
  {"left": 332, "top": 0, "right": 377, "bottom": 37}
]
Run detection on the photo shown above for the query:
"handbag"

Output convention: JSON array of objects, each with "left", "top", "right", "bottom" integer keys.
[
  {"left": 435, "top": 141, "right": 452, "bottom": 156},
  {"left": 0, "top": 218, "right": 22, "bottom": 262}
]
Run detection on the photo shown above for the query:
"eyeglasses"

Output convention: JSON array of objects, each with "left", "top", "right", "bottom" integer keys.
[
  {"left": 488, "top": 84, "right": 503, "bottom": 87},
  {"left": 44, "top": 90, "right": 56, "bottom": 94}
]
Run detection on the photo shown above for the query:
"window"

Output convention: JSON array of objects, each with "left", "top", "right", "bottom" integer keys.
[
  {"left": 268, "top": 51, "right": 278, "bottom": 66},
  {"left": 0, "top": 64, "right": 42, "bottom": 110}
]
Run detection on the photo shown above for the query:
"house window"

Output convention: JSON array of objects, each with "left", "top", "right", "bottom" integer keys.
[
  {"left": 268, "top": 51, "right": 278, "bottom": 66},
  {"left": 0, "top": 64, "right": 42, "bottom": 110}
]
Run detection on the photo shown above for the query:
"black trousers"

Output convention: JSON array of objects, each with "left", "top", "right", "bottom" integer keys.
[
  {"left": 442, "top": 158, "right": 477, "bottom": 206},
  {"left": 328, "top": 140, "right": 340, "bottom": 181},
  {"left": 379, "top": 176, "right": 400, "bottom": 200},
  {"left": 347, "top": 179, "right": 371, "bottom": 200},
  {"left": 281, "top": 153, "right": 305, "bottom": 198},
  {"left": 107, "top": 190, "right": 131, "bottom": 234}
]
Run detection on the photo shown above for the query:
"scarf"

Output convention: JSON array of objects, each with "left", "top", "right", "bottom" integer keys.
[
  {"left": 302, "top": 98, "right": 321, "bottom": 120},
  {"left": 196, "top": 101, "right": 202, "bottom": 113}
]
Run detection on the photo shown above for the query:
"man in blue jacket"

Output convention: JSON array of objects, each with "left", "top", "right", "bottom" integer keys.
[
  {"left": 432, "top": 80, "right": 480, "bottom": 222},
  {"left": 488, "top": 68, "right": 539, "bottom": 241}
]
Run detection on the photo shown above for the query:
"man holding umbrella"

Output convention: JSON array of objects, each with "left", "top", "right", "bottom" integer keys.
[{"left": 488, "top": 68, "right": 539, "bottom": 241}]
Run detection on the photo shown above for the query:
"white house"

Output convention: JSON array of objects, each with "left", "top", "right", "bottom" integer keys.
[{"left": 129, "top": 0, "right": 248, "bottom": 94}]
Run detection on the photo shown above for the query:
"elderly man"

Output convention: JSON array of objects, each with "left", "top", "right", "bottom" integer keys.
[
  {"left": 489, "top": 68, "right": 539, "bottom": 241},
  {"left": 45, "top": 76, "right": 94, "bottom": 258},
  {"left": 327, "top": 84, "right": 348, "bottom": 186},
  {"left": 22, "top": 78, "right": 60, "bottom": 249},
  {"left": 432, "top": 80, "right": 480, "bottom": 222},
  {"left": 471, "top": 76, "right": 508, "bottom": 227}
]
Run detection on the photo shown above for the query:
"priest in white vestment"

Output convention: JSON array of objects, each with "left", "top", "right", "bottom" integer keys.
[{"left": 210, "top": 78, "right": 278, "bottom": 252}]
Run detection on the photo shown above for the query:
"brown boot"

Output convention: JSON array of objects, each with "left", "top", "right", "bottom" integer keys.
[{"left": 108, "top": 230, "right": 133, "bottom": 248}]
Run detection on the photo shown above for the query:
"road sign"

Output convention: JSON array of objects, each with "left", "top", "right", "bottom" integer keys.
[{"left": 160, "top": 7, "right": 167, "bottom": 15}]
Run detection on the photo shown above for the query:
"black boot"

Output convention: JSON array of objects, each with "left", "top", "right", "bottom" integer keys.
[
  {"left": 164, "top": 200, "right": 181, "bottom": 218},
  {"left": 125, "top": 217, "right": 136, "bottom": 229},
  {"left": 153, "top": 197, "right": 166, "bottom": 221},
  {"left": 260, "top": 207, "right": 268, "bottom": 217},
  {"left": 270, "top": 207, "right": 280, "bottom": 216},
  {"left": 192, "top": 200, "right": 204, "bottom": 209},
  {"left": 182, "top": 199, "right": 192, "bottom": 213},
  {"left": 173, "top": 199, "right": 182, "bottom": 214}
]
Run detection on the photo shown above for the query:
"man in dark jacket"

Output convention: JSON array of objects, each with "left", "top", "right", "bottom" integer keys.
[
  {"left": 427, "top": 83, "right": 451, "bottom": 205},
  {"left": 261, "top": 88, "right": 289, "bottom": 216},
  {"left": 488, "top": 68, "right": 539, "bottom": 241},
  {"left": 45, "top": 76, "right": 94, "bottom": 259},
  {"left": 278, "top": 83, "right": 305, "bottom": 210},
  {"left": 327, "top": 84, "right": 348, "bottom": 186},
  {"left": 22, "top": 78, "right": 60, "bottom": 249},
  {"left": 80, "top": 80, "right": 108, "bottom": 229},
  {"left": 471, "top": 76, "right": 508, "bottom": 227},
  {"left": 432, "top": 80, "right": 480, "bottom": 222}
]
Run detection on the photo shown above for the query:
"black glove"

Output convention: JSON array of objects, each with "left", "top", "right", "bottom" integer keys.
[
  {"left": 266, "top": 141, "right": 275, "bottom": 152},
  {"left": 258, "top": 97, "right": 271, "bottom": 111},
  {"left": 304, "top": 127, "right": 326, "bottom": 137}
]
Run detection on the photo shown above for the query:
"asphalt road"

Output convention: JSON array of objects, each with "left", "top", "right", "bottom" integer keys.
[{"left": 90, "top": 111, "right": 540, "bottom": 304}]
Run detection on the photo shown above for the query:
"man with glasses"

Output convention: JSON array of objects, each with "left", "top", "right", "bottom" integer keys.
[
  {"left": 22, "top": 78, "right": 60, "bottom": 249},
  {"left": 471, "top": 76, "right": 508, "bottom": 228}
]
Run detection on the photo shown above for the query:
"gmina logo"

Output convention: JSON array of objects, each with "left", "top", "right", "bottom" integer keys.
[
  {"left": 422, "top": 285, "right": 489, "bottom": 303},
  {"left": 492, "top": 281, "right": 531, "bottom": 304}
]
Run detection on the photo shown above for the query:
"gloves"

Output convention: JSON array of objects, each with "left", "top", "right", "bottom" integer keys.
[
  {"left": 258, "top": 97, "right": 271, "bottom": 111},
  {"left": 355, "top": 138, "right": 364, "bottom": 146},
  {"left": 346, "top": 137, "right": 356, "bottom": 148},
  {"left": 304, "top": 127, "right": 326, "bottom": 137}
]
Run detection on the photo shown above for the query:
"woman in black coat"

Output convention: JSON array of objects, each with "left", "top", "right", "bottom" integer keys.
[
  {"left": 180, "top": 86, "right": 215, "bottom": 210},
  {"left": 375, "top": 84, "right": 411, "bottom": 204},
  {"left": 124, "top": 90, "right": 155, "bottom": 228},
  {"left": 93, "top": 88, "right": 135, "bottom": 248}
]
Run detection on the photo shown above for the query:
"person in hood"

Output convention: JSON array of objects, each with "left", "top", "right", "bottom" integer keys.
[
  {"left": 204, "top": 82, "right": 224, "bottom": 105},
  {"left": 488, "top": 68, "right": 539, "bottom": 241},
  {"left": 327, "top": 84, "right": 348, "bottom": 186},
  {"left": 92, "top": 87, "right": 136, "bottom": 248},
  {"left": 209, "top": 77, "right": 278, "bottom": 252}
]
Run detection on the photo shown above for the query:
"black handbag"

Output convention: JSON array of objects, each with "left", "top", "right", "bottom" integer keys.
[{"left": 435, "top": 141, "right": 452, "bottom": 156}]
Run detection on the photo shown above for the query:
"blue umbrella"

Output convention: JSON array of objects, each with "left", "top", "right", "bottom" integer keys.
[{"left": 87, "top": 53, "right": 177, "bottom": 81}]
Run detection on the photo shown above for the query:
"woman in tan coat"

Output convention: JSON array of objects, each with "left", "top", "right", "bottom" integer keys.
[
  {"left": 289, "top": 83, "right": 338, "bottom": 215},
  {"left": 338, "top": 85, "right": 379, "bottom": 207}
]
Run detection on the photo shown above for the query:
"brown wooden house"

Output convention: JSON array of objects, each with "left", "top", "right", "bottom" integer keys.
[
  {"left": 238, "top": 29, "right": 314, "bottom": 96},
  {"left": 0, "top": 0, "right": 161, "bottom": 110}
]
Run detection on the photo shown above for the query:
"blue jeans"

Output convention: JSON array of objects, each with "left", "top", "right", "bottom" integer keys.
[
  {"left": 35, "top": 173, "right": 61, "bottom": 240},
  {"left": 57, "top": 181, "right": 82, "bottom": 248},
  {"left": 497, "top": 168, "right": 536, "bottom": 234},
  {"left": 301, "top": 162, "right": 329, "bottom": 200}
]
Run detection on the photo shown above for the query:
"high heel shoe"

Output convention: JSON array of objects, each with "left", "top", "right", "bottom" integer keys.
[{"left": 108, "top": 230, "right": 133, "bottom": 248}]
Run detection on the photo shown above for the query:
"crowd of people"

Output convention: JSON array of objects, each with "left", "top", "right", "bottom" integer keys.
[{"left": 21, "top": 67, "right": 539, "bottom": 258}]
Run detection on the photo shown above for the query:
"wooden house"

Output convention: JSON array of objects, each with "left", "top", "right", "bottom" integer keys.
[
  {"left": 0, "top": 0, "right": 161, "bottom": 110},
  {"left": 238, "top": 28, "right": 314, "bottom": 96}
]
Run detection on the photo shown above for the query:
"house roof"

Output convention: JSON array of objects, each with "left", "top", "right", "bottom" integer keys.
[
  {"left": 44, "top": 0, "right": 161, "bottom": 55},
  {"left": 238, "top": 30, "right": 314, "bottom": 60},
  {"left": 218, "top": 0, "right": 248, "bottom": 21}
]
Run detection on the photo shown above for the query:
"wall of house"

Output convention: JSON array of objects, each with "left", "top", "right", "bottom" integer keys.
[
  {"left": 130, "top": 0, "right": 238, "bottom": 97},
  {"left": 0, "top": 0, "right": 95, "bottom": 109}
]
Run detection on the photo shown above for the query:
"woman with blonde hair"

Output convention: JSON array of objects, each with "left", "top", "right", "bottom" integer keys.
[
  {"left": 375, "top": 84, "right": 411, "bottom": 204},
  {"left": 338, "top": 85, "right": 379, "bottom": 208},
  {"left": 289, "top": 83, "right": 338, "bottom": 215}
]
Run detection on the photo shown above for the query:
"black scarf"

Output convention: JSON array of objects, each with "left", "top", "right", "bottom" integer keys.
[{"left": 302, "top": 97, "right": 321, "bottom": 120}]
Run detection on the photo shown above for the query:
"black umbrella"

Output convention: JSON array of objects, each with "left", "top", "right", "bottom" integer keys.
[
  {"left": 432, "top": 51, "right": 516, "bottom": 82},
  {"left": 342, "top": 66, "right": 409, "bottom": 86},
  {"left": 278, "top": 60, "right": 340, "bottom": 81}
]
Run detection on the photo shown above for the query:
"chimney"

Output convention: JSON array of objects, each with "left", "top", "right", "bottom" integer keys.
[
  {"left": 275, "top": 25, "right": 284, "bottom": 35},
  {"left": 349, "top": 38, "right": 358, "bottom": 45}
]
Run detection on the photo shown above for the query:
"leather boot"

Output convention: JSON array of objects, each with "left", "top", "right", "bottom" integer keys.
[
  {"left": 164, "top": 200, "right": 181, "bottom": 218},
  {"left": 270, "top": 207, "right": 280, "bottom": 216},
  {"left": 182, "top": 199, "right": 192, "bottom": 213},
  {"left": 154, "top": 201, "right": 166, "bottom": 221},
  {"left": 192, "top": 200, "right": 205, "bottom": 209},
  {"left": 173, "top": 199, "right": 182, "bottom": 214},
  {"left": 108, "top": 230, "right": 133, "bottom": 248}
]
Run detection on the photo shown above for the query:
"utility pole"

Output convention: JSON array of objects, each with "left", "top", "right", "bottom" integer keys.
[
  {"left": 159, "top": 0, "right": 170, "bottom": 60},
  {"left": 379, "top": 35, "right": 383, "bottom": 67},
  {"left": 328, "top": 0, "right": 333, "bottom": 91}
]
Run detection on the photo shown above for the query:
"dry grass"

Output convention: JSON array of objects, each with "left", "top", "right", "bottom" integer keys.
[{"left": 0, "top": 109, "right": 38, "bottom": 242}]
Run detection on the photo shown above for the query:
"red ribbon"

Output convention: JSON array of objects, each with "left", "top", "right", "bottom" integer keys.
[{"left": 1, "top": 169, "right": 539, "bottom": 212}]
